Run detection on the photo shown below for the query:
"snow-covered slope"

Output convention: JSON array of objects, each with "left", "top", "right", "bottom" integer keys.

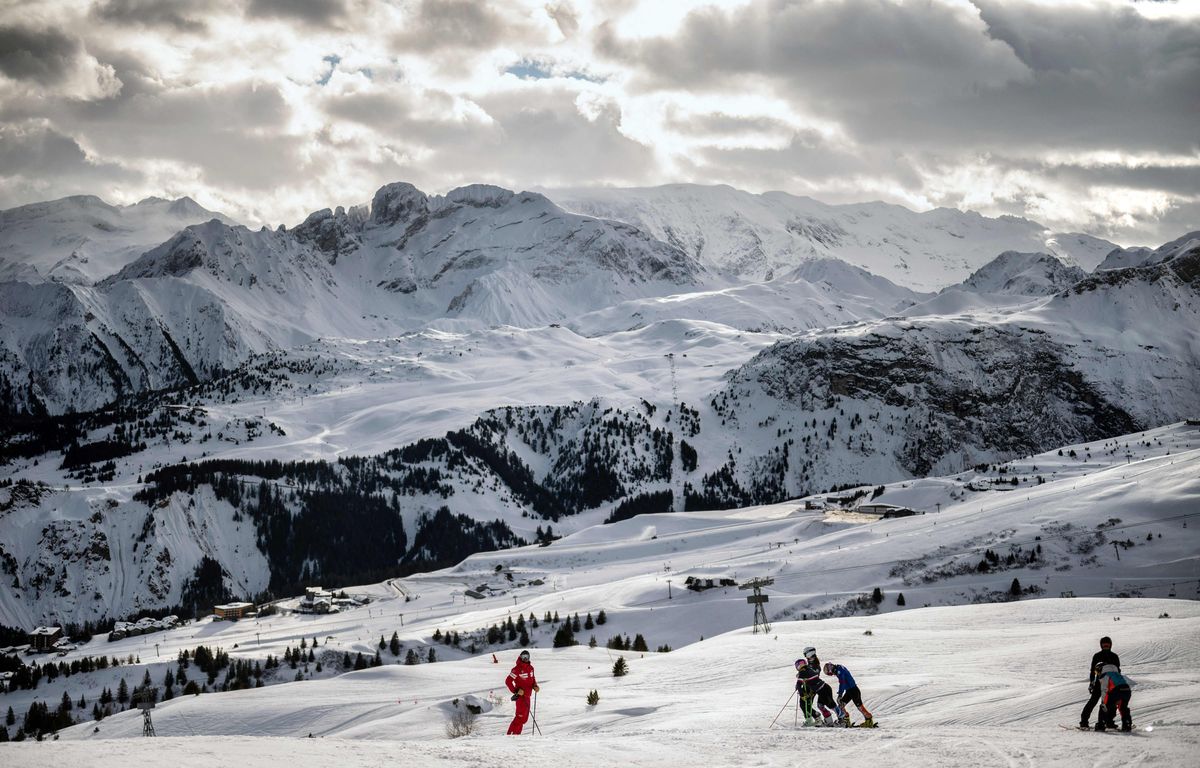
[
  {"left": 0, "top": 195, "right": 235, "bottom": 285},
  {"left": 695, "top": 246, "right": 1200, "bottom": 500},
  {"left": 953, "top": 251, "right": 1087, "bottom": 296},
  {"left": 550, "top": 184, "right": 1116, "bottom": 290},
  {"left": 1095, "top": 230, "right": 1200, "bottom": 272},
  {"left": 1, "top": 421, "right": 1197, "bottom": 763}
]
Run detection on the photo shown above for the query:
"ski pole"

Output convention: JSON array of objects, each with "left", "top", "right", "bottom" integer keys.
[
  {"left": 530, "top": 691, "right": 543, "bottom": 736},
  {"left": 769, "top": 690, "right": 796, "bottom": 728}
]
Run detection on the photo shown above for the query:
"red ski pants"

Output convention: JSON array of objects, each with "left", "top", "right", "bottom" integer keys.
[{"left": 507, "top": 695, "right": 530, "bottom": 735}]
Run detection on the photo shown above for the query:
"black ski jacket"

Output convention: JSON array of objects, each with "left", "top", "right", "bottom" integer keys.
[{"left": 1088, "top": 649, "right": 1120, "bottom": 686}]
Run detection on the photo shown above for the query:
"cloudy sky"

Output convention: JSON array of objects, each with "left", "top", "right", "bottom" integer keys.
[{"left": 1, "top": 0, "right": 1197, "bottom": 244}]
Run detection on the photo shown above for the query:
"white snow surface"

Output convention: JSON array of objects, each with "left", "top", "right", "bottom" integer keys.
[
  {"left": 7, "top": 598, "right": 1198, "bottom": 767},
  {"left": 1, "top": 423, "right": 1198, "bottom": 766}
]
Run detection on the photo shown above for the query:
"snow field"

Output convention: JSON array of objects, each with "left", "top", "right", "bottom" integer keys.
[{"left": 6, "top": 598, "right": 1199, "bottom": 767}]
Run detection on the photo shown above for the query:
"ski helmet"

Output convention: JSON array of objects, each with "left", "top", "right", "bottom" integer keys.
[
  {"left": 519, "top": 650, "right": 530, "bottom": 663},
  {"left": 803, "top": 646, "right": 817, "bottom": 659},
  {"left": 823, "top": 662, "right": 835, "bottom": 676},
  {"left": 1099, "top": 636, "right": 1112, "bottom": 648},
  {"left": 794, "top": 658, "right": 805, "bottom": 671}
]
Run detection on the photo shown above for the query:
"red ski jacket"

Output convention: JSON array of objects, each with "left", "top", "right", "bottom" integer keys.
[{"left": 506, "top": 661, "right": 537, "bottom": 696}]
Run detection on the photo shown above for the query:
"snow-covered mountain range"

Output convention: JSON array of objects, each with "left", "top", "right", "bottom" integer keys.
[
  {"left": 0, "top": 180, "right": 1197, "bottom": 632},
  {"left": 550, "top": 184, "right": 1119, "bottom": 289}
]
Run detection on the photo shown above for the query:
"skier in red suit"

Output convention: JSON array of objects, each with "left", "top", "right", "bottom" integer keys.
[{"left": 505, "top": 649, "right": 539, "bottom": 734}]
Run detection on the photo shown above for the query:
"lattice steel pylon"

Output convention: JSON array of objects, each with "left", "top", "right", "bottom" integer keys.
[
  {"left": 136, "top": 692, "right": 157, "bottom": 737},
  {"left": 739, "top": 577, "right": 774, "bottom": 634}
]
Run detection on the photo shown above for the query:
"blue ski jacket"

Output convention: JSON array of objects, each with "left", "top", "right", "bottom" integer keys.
[{"left": 830, "top": 664, "right": 857, "bottom": 696}]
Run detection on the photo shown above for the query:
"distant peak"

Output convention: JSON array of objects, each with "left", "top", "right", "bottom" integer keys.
[{"left": 371, "top": 182, "right": 429, "bottom": 226}]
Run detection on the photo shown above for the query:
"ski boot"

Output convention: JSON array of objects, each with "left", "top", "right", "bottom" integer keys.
[
  {"left": 840, "top": 714, "right": 852, "bottom": 728},
  {"left": 823, "top": 715, "right": 838, "bottom": 727},
  {"left": 861, "top": 717, "right": 876, "bottom": 728}
]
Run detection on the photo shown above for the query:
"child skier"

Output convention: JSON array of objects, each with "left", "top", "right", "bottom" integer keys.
[
  {"left": 1094, "top": 663, "right": 1133, "bottom": 732},
  {"left": 824, "top": 662, "right": 874, "bottom": 727},
  {"left": 505, "top": 649, "right": 539, "bottom": 735},
  {"left": 795, "top": 652, "right": 842, "bottom": 726}
]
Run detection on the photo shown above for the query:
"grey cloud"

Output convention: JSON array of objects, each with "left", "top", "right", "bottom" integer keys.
[
  {"left": 393, "top": 0, "right": 542, "bottom": 52},
  {"left": 48, "top": 78, "right": 310, "bottom": 191},
  {"left": 546, "top": 2, "right": 580, "bottom": 38},
  {"left": 0, "top": 123, "right": 140, "bottom": 208},
  {"left": 689, "top": 132, "right": 922, "bottom": 190},
  {"left": 600, "top": 0, "right": 1029, "bottom": 103},
  {"left": 1038, "top": 162, "right": 1200, "bottom": 198},
  {"left": 0, "top": 26, "right": 86, "bottom": 85},
  {"left": 90, "top": 0, "right": 222, "bottom": 32},
  {"left": 662, "top": 110, "right": 794, "bottom": 139},
  {"left": 247, "top": 0, "right": 348, "bottom": 25},
  {"left": 322, "top": 87, "right": 486, "bottom": 146},
  {"left": 600, "top": 0, "right": 1200, "bottom": 156}
]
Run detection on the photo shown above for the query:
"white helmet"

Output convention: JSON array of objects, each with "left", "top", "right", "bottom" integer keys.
[{"left": 803, "top": 646, "right": 817, "bottom": 659}]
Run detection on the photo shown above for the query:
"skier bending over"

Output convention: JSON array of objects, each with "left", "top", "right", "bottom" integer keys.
[
  {"left": 1079, "top": 636, "right": 1120, "bottom": 729},
  {"left": 1094, "top": 663, "right": 1133, "bottom": 732},
  {"left": 505, "top": 650, "right": 540, "bottom": 735},
  {"left": 795, "top": 648, "right": 843, "bottom": 726},
  {"left": 823, "top": 662, "right": 874, "bottom": 727}
]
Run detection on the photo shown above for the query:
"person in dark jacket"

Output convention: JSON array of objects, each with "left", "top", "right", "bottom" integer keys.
[
  {"left": 824, "top": 662, "right": 874, "bottom": 727},
  {"left": 1079, "top": 636, "right": 1120, "bottom": 729},
  {"left": 795, "top": 657, "right": 842, "bottom": 726},
  {"left": 1094, "top": 663, "right": 1133, "bottom": 732},
  {"left": 505, "top": 650, "right": 539, "bottom": 735}
]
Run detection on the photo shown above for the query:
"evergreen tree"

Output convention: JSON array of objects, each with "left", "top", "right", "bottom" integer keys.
[
  {"left": 379, "top": 636, "right": 386, "bottom": 650},
  {"left": 552, "top": 621, "right": 576, "bottom": 648},
  {"left": 871, "top": 587, "right": 883, "bottom": 604},
  {"left": 596, "top": 609, "right": 607, "bottom": 625},
  {"left": 117, "top": 678, "right": 129, "bottom": 704},
  {"left": 632, "top": 634, "right": 649, "bottom": 652},
  {"left": 552, "top": 611, "right": 560, "bottom": 624},
  {"left": 572, "top": 613, "right": 581, "bottom": 632},
  {"left": 308, "top": 649, "right": 315, "bottom": 663},
  {"left": 588, "top": 635, "right": 597, "bottom": 648},
  {"left": 1010, "top": 578, "right": 1022, "bottom": 597},
  {"left": 342, "top": 652, "right": 352, "bottom": 669},
  {"left": 405, "top": 649, "right": 419, "bottom": 665},
  {"left": 373, "top": 650, "right": 382, "bottom": 667},
  {"left": 584, "top": 612, "right": 595, "bottom": 630},
  {"left": 427, "top": 648, "right": 437, "bottom": 663},
  {"left": 586, "top": 690, "right": 599, "bottom": 706},
  {"left": 897, "top": 593, "right": 906, "bottom": 606},
  {"left": 354, "top": 652, "right": 367, "bottom": 671},
  {"left": 5, "top": 706, "right": 14, "bottom": 726},
  {"left": 612, "top": 656, "right": 628, "bottom": 677},
  {"left": 433, "top": 628, "right": 443, "bottom": 642},
  {"left": 390, "top": 631, "right": 401, "bottom": 656},
  {"left": 0, "top": 725, "right": 7, "bottom": 743}
]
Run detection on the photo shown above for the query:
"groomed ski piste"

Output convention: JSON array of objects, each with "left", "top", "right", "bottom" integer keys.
[{"left": 4, "top": 422, "right": 1199, "bottom": 766}]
